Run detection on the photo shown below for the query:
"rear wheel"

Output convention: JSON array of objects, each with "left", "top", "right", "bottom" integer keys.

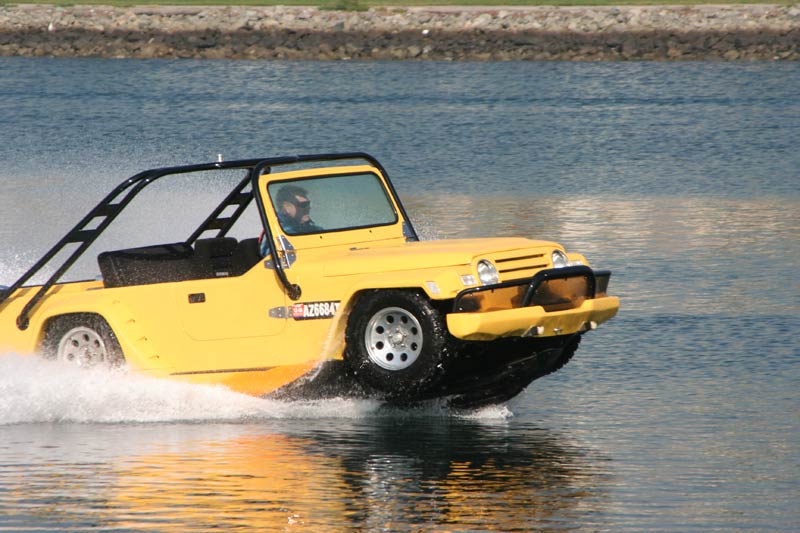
[
  {"left": 43, "top": 314, "right": 124, "bottom": 368},
  {"left": 345, "top": 290, "right": 450, "bottom": 398}
]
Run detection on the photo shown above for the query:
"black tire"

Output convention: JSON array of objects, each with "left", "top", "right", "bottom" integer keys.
[
  {"left": 42, "top": 313, "right": 125, "bottom": 368},
  {"left": 344, "top": 290, "right": 451, "bottom": 398}
]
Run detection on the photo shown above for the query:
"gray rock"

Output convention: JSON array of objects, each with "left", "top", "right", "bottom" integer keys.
[{"left": 0, "top": 4, "right": 797, "bottom": 60}]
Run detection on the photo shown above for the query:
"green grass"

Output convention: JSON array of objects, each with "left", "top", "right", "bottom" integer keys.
[{"left": 0, "top": 0, "right": 794, "bottom": 7}]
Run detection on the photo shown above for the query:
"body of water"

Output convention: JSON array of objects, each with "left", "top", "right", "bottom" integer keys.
[{"left": 1, "top": 57, "right": 798, "bottom": 531}]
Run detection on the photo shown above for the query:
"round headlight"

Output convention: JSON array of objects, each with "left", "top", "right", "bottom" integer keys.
[
  {"left": 552, "top": 250, "right": 569, "bottom": 268},
  {"left": 476, "top": 259, "right": 499, "bottom": 285}
]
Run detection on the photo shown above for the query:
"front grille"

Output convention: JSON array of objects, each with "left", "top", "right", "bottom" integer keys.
[{"left": 493, "top": 252, "right": 548, "bottom": 280}]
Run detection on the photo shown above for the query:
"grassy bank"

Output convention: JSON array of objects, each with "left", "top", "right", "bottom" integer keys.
[{"left": 0, "top": 0, "right": 794, "bottom": 7}]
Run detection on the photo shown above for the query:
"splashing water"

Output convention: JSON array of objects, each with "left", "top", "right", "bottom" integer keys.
[
  {"left": 0, "top": 354, "right": 380, "bottom": 424},
  {"left": 0, "top": 354, "right": 513, "bottom": 425}
]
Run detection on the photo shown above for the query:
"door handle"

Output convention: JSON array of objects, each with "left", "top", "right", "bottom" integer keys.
[{"left": 188, "top": 293, "right": 206, "bottom": 304}]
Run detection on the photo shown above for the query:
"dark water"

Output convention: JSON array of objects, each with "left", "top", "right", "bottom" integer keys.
[{"left": 1, "top": 57, "right": 798, "bottom": 531}]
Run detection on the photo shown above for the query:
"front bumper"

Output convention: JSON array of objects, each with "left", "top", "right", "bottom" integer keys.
[{"left": 446, "top": 266, "right": 620, "bottom": 341}]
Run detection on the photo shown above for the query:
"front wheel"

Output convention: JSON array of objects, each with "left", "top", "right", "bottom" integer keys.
[
  {"left": 344, "top": 290, "right": 451, "bottom": 398},
  {"left": 43, "top": 314, "right": 125, "bottom": 368}
]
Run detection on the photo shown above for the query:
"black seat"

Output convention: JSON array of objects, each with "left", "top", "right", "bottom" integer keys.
[
  {"left": 194, "top": 237, "right": 239, "bottom": 277},
  {"left": 99, "top": 238, "right": 262, "bottom": 288},
  {"left": 98, "top": 243, "right": 202, "bottom": 288},
  {"left": 231, "top": 238, "right": 262, "bottom": 275}
]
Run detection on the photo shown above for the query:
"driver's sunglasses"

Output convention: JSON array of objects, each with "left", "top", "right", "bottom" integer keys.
[{"left": 292, "top": 198, "right": 311, "bottom": 210}]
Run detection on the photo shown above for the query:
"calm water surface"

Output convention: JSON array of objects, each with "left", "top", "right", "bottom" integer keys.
[{"left": 0, "top": 58, "right": 798, "bottom": 531}]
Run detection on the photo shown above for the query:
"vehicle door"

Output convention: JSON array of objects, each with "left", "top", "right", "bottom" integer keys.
[{"left": 176, "top": 260, "right": 287, "bottom": 341}]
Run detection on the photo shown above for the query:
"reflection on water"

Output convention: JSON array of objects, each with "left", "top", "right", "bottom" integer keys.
[{"left": 1, "top": 419, "right": 608, "bottom": 531}]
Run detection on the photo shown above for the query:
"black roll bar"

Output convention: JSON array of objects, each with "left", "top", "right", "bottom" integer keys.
[{"left": 185, "top": 173, "right": 254, "bottom": 245}]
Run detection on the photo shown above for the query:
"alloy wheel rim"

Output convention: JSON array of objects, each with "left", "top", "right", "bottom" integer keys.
[
  {"left": 57, "top": 326, "right": 108, "bottom": 367},
  {"left": 364, "top": 307, "right": 423, "bottom": 371}
]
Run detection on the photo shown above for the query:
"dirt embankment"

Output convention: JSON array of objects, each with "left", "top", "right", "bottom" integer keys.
[{"left": 1, "top": 4, "right": 799, "bottom": 60}]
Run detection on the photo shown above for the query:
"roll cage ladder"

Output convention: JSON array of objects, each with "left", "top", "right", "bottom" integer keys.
[{"left": 0, "top": 152, "right": 418, "bottom": 331}]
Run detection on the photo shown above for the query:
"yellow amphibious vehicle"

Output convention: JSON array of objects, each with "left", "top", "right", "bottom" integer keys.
[{"left": 0, "top": 153, "right": 618, "bottom": 407}]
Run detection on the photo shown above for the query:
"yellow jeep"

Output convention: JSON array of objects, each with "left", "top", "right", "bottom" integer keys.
[{"left": 0, "top": 153, "right": 619, "bottom": 407}]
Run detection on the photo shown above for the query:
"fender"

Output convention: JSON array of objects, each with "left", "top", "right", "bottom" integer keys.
[{"left": 1, "top": 282, "right": 162, "bottom": 373}]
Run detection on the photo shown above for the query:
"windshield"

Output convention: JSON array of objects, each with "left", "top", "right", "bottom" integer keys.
[{"left": 267, "top": 172, "right": 398, "bottom": 236}]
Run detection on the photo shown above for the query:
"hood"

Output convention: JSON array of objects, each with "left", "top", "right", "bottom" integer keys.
[{"left": 321, "top": 237, "right": 560, "bottom": 278}]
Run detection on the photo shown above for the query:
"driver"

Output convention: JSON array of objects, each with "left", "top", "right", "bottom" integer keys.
[
  {"left": 275, "top": 184, "right": 323, "bottom": 235},
  {"left": 259, "top": 184, "right": 325, "bottom": 257}
]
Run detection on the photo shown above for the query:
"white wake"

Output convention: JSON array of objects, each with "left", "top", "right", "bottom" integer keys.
[{"left": 0, "top": 353, "right": 513, "bottom": 425}]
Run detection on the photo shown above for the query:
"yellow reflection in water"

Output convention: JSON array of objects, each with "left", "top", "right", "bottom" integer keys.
[{"left": 13, "top": 422, "right": 607, "bottom": 531}]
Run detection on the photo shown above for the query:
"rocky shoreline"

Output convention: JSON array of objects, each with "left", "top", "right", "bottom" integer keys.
[{"left": 1, "top": 4, "right": 799, "bottom": 60}]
